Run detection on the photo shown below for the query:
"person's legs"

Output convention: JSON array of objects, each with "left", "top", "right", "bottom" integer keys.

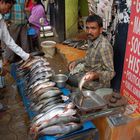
[{"left": 20, "top": 24, "right": 30, "bottom": 53}]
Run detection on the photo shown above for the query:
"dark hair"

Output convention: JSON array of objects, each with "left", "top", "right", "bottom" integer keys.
[
  {"left": 0, "top": 0, "right": 16, "bottom": 4},
  {"left": 34, "top": 0, "right": 45, "bottom": 10},
  {"left": 86, "top": 14, "right": 103, "bottom": 27}
]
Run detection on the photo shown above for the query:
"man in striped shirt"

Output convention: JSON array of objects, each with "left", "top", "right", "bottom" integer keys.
[{"left": 68, "top": 14, "right": 115, "bottom": 90}]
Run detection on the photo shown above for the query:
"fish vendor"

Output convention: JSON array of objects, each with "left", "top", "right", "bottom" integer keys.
[
  {"left": 68, "top": 14, "right": 115, "bottom": 90},
  {"left": 0, "top": 0, "right": 32, "bottom": 111}
]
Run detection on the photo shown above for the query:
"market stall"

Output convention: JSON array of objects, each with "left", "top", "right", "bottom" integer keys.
[
  {"left": 10, "top": 56, "right": 127, "bottom": 140},
  {"left": 10, "top": 58, "right": 99, "bottom": 140}
]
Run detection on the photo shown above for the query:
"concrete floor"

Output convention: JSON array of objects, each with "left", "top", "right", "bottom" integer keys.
[{"left": 0, "top": 51, "right": 68, "bottom": 140}]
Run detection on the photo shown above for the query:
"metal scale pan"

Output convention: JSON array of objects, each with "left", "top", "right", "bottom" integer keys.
[{"left": 71, "top": 90, "right": 107, "bottom": 112}]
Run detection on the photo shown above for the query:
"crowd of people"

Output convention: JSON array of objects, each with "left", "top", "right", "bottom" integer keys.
[{"left": 0, "top": 0, "right": 48, "bottom": 111}]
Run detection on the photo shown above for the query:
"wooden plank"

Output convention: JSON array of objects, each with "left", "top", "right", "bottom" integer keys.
[{"left": 92, "top": 117, "right": 140, "bottom": 140}]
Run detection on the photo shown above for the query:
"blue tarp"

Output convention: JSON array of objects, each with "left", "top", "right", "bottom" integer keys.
[{"left": 11, "top": 63, "right": 98, "bottom": 140}]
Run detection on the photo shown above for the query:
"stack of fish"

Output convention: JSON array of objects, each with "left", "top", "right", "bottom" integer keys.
[
  {"left": 16, "top": 56, "right": 82, "bottom": 138},
  {"left": 63, "top": 39, "right": 88, "bottom": 50}
]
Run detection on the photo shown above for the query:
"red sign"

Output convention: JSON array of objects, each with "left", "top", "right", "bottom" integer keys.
[{"left": 121, "top": 0, "right": 140, "bottom": 113}]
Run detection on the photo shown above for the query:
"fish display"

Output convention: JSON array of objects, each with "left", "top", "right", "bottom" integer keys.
[{"left": 16, "top": 56, "right": 81, "bottom": 139}]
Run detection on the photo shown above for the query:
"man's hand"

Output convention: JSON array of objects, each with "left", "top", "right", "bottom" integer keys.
[
  {"left": 83, "top": 71, "right": 99, "bottom": 82},
  {"left": 68, "top": 61, "right": 76, "bottom": 71},
  {"left": 24, "top": 54, "right": 34, "bottom": 63},
  {"left": 0, "top": 67, "right": 9, "bottom": 76}
]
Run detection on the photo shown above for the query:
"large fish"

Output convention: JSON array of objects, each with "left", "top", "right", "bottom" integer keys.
[
  {"left": 30, "top": 66, "right": 52, "bottom": 75},
  {"left": 31, "top": 96, "right": 62, "bottom": 111},
  {"left": 40, "top": 102, "right": 75, "bottom": 113},
  {"left": 19, "top": 57, "right": 46, "bottom": 69},
  {"left": 79, "top": 76, "right": 87, "bottom": 91},
  {"left": 30, "top": 82, "right": 56, "bottom": 95},
  {"left": 33, "top": 106, "right": 76, "bottom": 126},
  {"left": 27, "top": 78, "right": 50, "bottom": 91},
  {"left": 38, "top": 122, "right": 82, "bottom": 136},
  {"left": 31, "top": 116, "right": 80, "bottom": 134},
  {"left": 30, "top": 61, "right": 50, "bottom": 72},
  {"left": 37, "top": 89, "right": 62, "bottom": 101},
  {"left": 31, "top": 86, "right": 59, "bottom": 97},
  {"left": 29, "top": 72, "right": 53, "bottom": 86}
]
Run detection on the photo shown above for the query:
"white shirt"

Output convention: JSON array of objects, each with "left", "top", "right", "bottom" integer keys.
[{"left": 0, "top": 14, "right": 29, "bottom": 61}]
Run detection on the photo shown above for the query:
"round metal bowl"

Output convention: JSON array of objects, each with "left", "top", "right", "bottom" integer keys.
[{"left": 53, "top": 74, "right": 68, "bottom": 88}]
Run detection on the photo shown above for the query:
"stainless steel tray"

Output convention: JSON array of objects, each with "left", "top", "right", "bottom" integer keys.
[{"left": 71, "top": 90, "right": 107, "bottom": 112}]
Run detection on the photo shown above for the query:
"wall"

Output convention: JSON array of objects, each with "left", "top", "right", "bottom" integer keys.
[
  {"left": 65, "top": 0, "right": 78, "bottom": 38},
  {"left": 79, "top": 0, "right": 89, "bottom": 17}
]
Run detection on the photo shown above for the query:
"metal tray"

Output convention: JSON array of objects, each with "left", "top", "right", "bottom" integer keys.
[{"left": 72, "top": 90, "right": 107, "bottom": 112}]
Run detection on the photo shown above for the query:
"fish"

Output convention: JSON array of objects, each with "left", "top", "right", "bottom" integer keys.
[
  {"left": 38, "top": 122, "right": 82, "bottom": 136},
  {"left": 31, "top": 96, "right": 62, "bottom": 111},
  {"left": 31, "top": 113, "right": 45, "bottom": 125},
  {"left": 37, "top": 89, "right": 62, "bottom": 101},
  {"left": 31, "top": 86, "right": 59, "bottom": 97},
  {"left": 30, "top": 61, "right": 50, "bottom": 72},
  {"left": 45, "top": 99, "right": 63, "bottom": 106},
  {"left": 79, "top": 75, "right": 87, "bottom": 91},
  {"left": 30, "top": 67, "right": 52, "bottom": 75},
  {"left": 30, "top": 82, "right": 56, "bottom": 95},
  {"left": 19, "top": 57, "right": 46, "bottom": 69},
  {"left": 27, "top": 78, "right": 50, "bottom": 90},
  {"left": 34, "top": 116, "right": 80, "bottom": 133},
  {"left": 40, "top": 102, "right": 75, "bottom": 113},
  {"left": 29, "top": 72, "right": 52, "bottom": 86},
  {"left": 33, "top": 107, "right": 66, "bottom": 125},
  {"left": 40, "top": 103, "right": 64, "bottom": 113}
]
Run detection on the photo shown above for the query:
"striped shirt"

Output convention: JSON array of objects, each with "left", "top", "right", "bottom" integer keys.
[
  {"left": 10, "top": 0, "right": 27, "bottom": 24},
  {"left": 76, "top": 34, "right": 115, "bottom": 88}
]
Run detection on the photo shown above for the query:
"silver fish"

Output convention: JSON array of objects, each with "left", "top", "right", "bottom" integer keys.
[
  {"left": 37, "top": 89, "right": 61, "bottom": 101},
  {"left": 34, "top": 107, "right": 66, "bottom": 125},
  {"left": 79, "top": 75, "right": 87, "bottom": 91},
  {"left": 31, "top": 82, "right": 56, "bottom": 95},
  {"left": 28, "top": 78, "right": 50, "bottom": 90},
  {"left": 29, "top": 73, "right": 52, "bottom": 85},
  {"left": 38, "top": 122, "right": 82, "bottom": 136},
  {"left": 32, "top": 87, "right": 59, "bottom": 97},
  {"left": 36, "top": 116, "right": 80, "bottom": 132},
  {"left": 32, "top": 96, "right": 62, "bottom": 110},
  {"left": 19, "top": 57, "right": 46, "bottom": 69},
  {"left": 30, "top": 65, "right": 51, "bottom": 73},
  {"left": 30, "top": 61, "right": 50, "bottom": 72}
]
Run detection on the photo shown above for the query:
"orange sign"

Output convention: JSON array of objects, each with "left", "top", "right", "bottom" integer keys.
[{"left": 121, "top": 0, "right": 140, "bottom": 113}]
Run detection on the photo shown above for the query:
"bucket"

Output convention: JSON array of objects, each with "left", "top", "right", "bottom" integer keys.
[{"left": 41, "top": 41, "right": 56, "bottom": 58}]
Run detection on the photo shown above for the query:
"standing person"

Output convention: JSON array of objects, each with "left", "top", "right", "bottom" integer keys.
[
  {"left": 68, "top": 14, "right": 115, "bottom": 90},
  {"left": 0, "top": 0, "right": 32, "bottom": 111},
  {"left": 3, "top": 0, "right": 30, "bottom": 63},
  {"left": 28, "top": 0, "right": 48, "bottom": 35},
  {"left": 27, "top": 0, "right": 48, "bottom": 51}
]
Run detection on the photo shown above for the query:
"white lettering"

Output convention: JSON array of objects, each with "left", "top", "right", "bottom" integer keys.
[
  {"left": 136, "top": 0, "right": 140, "bottom": 13},
  {"left": 133, "top": 16, "right": 140, "bottom": 35},
  {"left": 128, "top": 54, "right": 140, "bottom": 73},
  {"left": 131, "top": 36, "right": 140, "bottom": 55},
  {"left": 126, "top": 70, "right": 140, "bottom": 88}
]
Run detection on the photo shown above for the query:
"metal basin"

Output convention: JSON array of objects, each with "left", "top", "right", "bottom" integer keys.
[
  {"left": 72, "top": 90, "right": 107, "bottom": 112},
  {"left": 53, "top": 74, "right": 68, "bottom": 88}
]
